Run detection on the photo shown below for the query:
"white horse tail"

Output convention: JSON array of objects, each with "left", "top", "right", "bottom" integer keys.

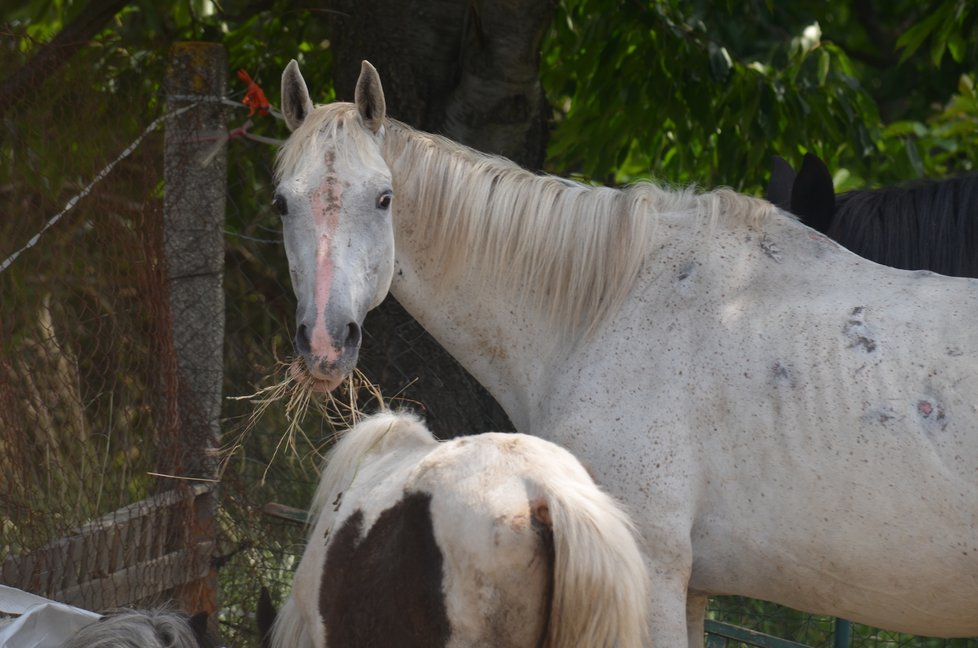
[
  {"left": 538, "top": 476, "right": 649, "bottom": 648},
  {"left": 269, "top": 593, "right": 315, "bottom": 648}
]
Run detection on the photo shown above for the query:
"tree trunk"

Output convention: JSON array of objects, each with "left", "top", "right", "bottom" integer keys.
[{"left": 326, "top": 0, "right": 554, "bottom": 435}]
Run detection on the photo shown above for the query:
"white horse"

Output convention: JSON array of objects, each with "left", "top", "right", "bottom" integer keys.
[
  {"left": 272, "top": 59, "right": 978, "bottom": 645},
  {"left": 270, "top": 411, "right": 648, "bottom": 648}
]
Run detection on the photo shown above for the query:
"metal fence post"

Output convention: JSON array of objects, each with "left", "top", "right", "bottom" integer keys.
[{"left": 833, "top": 618, "right": 852, "bottom": 648}]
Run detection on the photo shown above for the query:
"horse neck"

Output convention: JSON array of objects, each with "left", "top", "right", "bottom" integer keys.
[
  {"left": 385, "top": 228, "right": 551, "bottom": 431},
  {"left": 379, "top": 124, "right": 574, "bottom": 430},
  {"left": 378, "top": 121, "right": 781, "bottom": 429}
]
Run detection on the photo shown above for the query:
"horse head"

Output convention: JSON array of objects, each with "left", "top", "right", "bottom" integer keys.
[
  {"left": 62, "top": 609, "right": 217, "bottom": 648},
  {"left": 275, "top": 60, "right": 394, "bottom": 391}
]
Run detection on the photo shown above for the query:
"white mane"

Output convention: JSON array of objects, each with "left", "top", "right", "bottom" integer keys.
[
  {"left": 276, "top": 103, "right": 777, "bottom": 339},
  {"left": 306, "top": 410, "right": 433, "bottom": 523},
  {"left": 384, "top": 121, "right": 776, "bottom": 337},
  {"left": 62, "top": 609, "right": 205, "bottom": 648}
]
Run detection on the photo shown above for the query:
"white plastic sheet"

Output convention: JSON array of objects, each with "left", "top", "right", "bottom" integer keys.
[{"left": 0, "top": 586, "right": 99, "bottom": 648}]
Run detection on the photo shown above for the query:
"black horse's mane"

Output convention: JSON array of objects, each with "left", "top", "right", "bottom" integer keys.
[{"left": 830, "top": 174, "right": 978, "bottom": 278}]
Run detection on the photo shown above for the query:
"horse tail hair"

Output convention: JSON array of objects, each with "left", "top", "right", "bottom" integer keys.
[
  {"left": 537, "top": 475, "right": 649, "bottom": 648},
  {"left": 269, "top": 593, "right": 315, "bottom": 648}
]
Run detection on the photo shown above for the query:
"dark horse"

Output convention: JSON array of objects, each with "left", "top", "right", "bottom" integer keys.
[{"left": 766, "top": 153, "right": 978, "bottom": 278}]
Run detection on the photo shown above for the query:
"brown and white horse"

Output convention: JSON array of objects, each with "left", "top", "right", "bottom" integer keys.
[{"left": 270, "top": 411, "right": 649, "bottom": 648}]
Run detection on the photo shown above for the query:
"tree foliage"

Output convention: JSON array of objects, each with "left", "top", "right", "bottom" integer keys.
[
  {"left": 543, "top": 0, "right": 978, "bottom": 190},
  {"left": 5, "top": 0, "right": 977, "bottom": 191}
]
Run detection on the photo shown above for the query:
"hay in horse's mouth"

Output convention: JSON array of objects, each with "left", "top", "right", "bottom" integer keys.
[
  {"left": 289, "top": 359, "right": 336, "bottom": 393},
  {"left": 223, "top": 357, "right": 382, "bottom": 482},
  {"left": 294, "top": 361, "right": 344, "bottom": 394}
]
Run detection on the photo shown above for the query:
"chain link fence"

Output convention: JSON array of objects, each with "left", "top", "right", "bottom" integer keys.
[{"left": 0, "top": 32, "right": 219, "bottom": 617}]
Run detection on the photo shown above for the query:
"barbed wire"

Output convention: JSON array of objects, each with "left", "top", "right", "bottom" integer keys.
[{"left": 0, "top": 96, "right": 283, "bottom": 276}]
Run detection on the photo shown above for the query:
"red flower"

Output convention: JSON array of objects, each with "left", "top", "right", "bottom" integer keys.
[{"left": 237, "top": 69, "right": 270, "bottom": 117}]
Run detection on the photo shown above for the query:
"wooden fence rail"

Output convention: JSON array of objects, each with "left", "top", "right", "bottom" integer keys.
[{"left": 1, "top": 484, "right": 213, "bottom": 612}]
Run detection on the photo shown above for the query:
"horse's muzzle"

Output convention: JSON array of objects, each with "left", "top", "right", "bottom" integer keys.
[{"left": 295, "top": 320, "right": 362, "bottom": 392}]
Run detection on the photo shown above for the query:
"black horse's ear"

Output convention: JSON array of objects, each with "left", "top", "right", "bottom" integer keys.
[
  {"left": 355, "top": 60, "right": 386, "bottom": 134},
  {"left": 282, "top": 59, "right": 314, "bottom": 132},
  {"left": 187, "top": 611, "right": 212, "bottom": 646},
  {"left": 257, "top": 587, "right": 277, "bottom": 648},
  {"left": 766, "top": 155, "right": 796, "bottom": 210},
  {"left": 791, "top": 152, "right": 836, "bottom": 233}
]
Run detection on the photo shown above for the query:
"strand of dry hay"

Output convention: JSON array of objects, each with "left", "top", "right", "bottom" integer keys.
[{"left": 222, "top": 357, "right": 385, "bottom": 483}]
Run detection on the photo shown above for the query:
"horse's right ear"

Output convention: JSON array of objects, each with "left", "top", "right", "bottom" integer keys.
[
  {"left": 791, "top": 153, "right": 835, "bottom": 234},
  {"left": 282, "top": 59, "right": 314, "bottom": 132},
  {"left": 355, "top": 60, "right": 386, "bottom": 134},
  {"left": 766, "top": 155, "right": 796, "bottom": 210},
  {"left": 257, "top": 586, "right": 277, "bottom": 648}
]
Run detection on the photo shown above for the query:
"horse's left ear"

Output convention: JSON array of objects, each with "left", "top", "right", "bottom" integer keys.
[{"left": 355, "top": 60, "right": 386, "bottom": 134}]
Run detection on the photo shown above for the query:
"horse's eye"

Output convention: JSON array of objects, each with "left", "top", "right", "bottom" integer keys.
[
  {"left": 273, "top": 193, "right": 288, "bottom": 216},
  {"left": 377, "top": 191, "right": 393, "bottom": 210}
]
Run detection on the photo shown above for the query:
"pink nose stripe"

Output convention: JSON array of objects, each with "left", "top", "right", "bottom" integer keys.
[
  {"left": 309, "top": 174, "right": 344, "bottom": 361},
  {"left": 311, "top": 235, "right": 339, "bottom": 362}
]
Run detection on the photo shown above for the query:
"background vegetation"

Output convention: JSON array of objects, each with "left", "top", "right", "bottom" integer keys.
[{"left": 2, "top": 1, "right": 976, "bottom": 646}]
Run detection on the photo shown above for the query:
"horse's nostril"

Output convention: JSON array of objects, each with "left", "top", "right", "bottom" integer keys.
[
  {"left": 345, "top": 322, "right": 362, "bottom": 349},
  {"left": 296, "top": 324, "right": 311, "bottom": 355}
]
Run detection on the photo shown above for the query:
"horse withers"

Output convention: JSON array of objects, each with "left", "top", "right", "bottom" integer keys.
[
  {"left": 269, "top": 411, "right": 648, "bottom": 648},
  {"left": 767, "top": 152, "right": 978, "bottom": 277}
]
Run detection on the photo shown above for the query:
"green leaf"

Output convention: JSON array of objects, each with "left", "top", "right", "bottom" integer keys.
[
  {"left": 883, "top": 120, "right": 927, "bottom": 137},
  {"left": 959, "top": 73, "right": 976, "bottom": 98},
  {"left": 828, "top": 167, "right": 848, "bottom": 190},
  {"left": 905, "top": 139, "right": 925, "bottom": 176},
  {"left": 895, "top": 5, "right": 949, "bottom": 63},
  {"left": 946, "top": 31, "right": 966, "bottom": 63},
  {"left": 708, "top": 43, "right": 732, "bottom": 83},
  {"left": 817, "top": 49, "right": 830, "bottom": 87}
]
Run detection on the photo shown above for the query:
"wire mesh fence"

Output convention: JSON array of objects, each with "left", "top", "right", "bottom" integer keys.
[
  {"left": 0, "top": 29, "right": 228, "bottom": 621},
  {"left": 708, "top": 597, "right": 978, "bottom": 648}
]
